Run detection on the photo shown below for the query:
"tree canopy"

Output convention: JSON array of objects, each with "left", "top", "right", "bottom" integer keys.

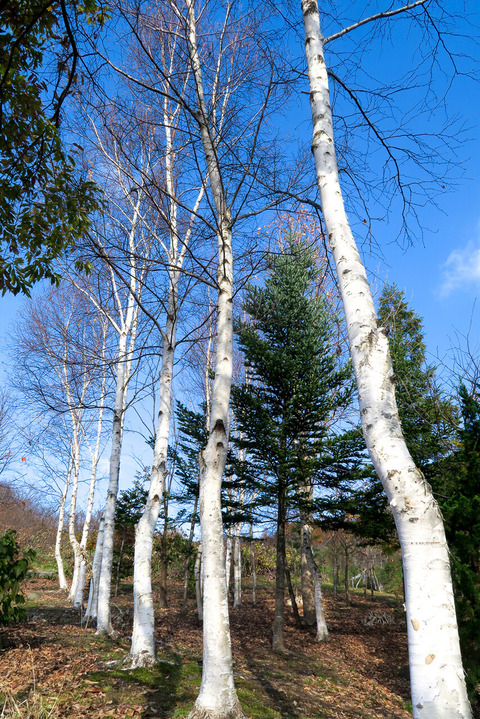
[{"left": 0, "top": 0, "right": 106, "bottom": 295}]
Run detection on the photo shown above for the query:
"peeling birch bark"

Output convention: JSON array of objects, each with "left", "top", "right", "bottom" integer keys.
[{"left": 301, "top": 2, "right": 471, "bottom": 716}]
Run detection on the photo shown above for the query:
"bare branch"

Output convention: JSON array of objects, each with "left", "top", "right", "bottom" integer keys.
[{"left": 324, "top": 0, "right": 428, "bottom": 45}]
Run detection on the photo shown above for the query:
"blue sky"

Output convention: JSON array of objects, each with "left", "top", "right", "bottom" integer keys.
[
  {"left": 2, "top": 4, "right": 479, "bottom": 381},
  {"left": 1, "top": 1, "right": 479, "bottom": 499},
  {"left": 364, "top": 72, "right": 480, "bottom": 371}
]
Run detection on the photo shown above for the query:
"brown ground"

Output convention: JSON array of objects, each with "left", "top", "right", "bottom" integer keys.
[{"left": 0, "top": 577, "right": 460, "bottom": 718}]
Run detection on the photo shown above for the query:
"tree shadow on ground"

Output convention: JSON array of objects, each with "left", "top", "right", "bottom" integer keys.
[{"left": 87, "top": 648, "right": 187, "bottom": 719}]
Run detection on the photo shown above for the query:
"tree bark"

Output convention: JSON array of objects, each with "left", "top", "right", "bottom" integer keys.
[
  {"left": 185, "top": 1, "right": 244, "bottom": 714},
  {"left": 67, "top": 435, "right": 81, "bottom": 603},
  {"left": 225, "top": 533, "right": 233, "bottom": 591},
  {"left": 299, "top": 483, "right": 316, "bottom": 626},
  {"left": 344, "top": 548, "right": 350, "bottom": 606},
  {"left": 114, "top": 533, "right": 125, "bottom": 598},
  {"left": 55, "top": 457, "right": 72, "bottom": 592},
  {"left": 128, "top": 307, "right": 175, "bottom": 666},
  {"left": 158, "top": 529, "right": 168, "bottom": 609},
  {"left": 272, "top": 486, "right": 286, "bottom": 653},
  {"left": 182, "top": 496, "right": 198, "bottom": 611},
  {"left": 85, "top": 515, "right": 104, "bottom": 625},
  {"left": 233, "top": 530, "right": 242, "bottom": 608},
  {"left": 74, "top": 363, "right": 106, "bottom": 610},
  {"left": 195, "top": 543, "right": 203, "bottom": 622},
  {"left": 96, "top": 326, "right": 132, "bottom": 636},
  {"left": 301, "top": 3, "right": 471, "bottom": 716},
  {"left": 250, "top": 522, "right": 256, "bottom": 606},
  {"left": 285, "top": 564, "right": 303, "bottom": 630},
  {"left": 302, "top": 532, "right": 329, "bottom": 641}
]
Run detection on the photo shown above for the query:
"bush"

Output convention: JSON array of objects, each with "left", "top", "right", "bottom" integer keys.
[{"left": 0, "top": 529, "right": 35, "bottom": 624}]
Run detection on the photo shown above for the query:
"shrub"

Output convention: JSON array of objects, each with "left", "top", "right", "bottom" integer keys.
[{"left": 0, "top": 529, "right": 35, "bottom": 624}]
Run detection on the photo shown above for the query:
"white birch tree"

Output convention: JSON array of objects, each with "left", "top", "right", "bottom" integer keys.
[
  {"left": 79, "top": 220, "right": 145, "bottom": 636},
  {"left": 73, "top": 335, "right": 109, "bottom": 609},
  {"left": 300, "top": 1, "right": 471, "bottom": 716},
  {"left": 91, "top": 0, "right": 288, "bottom": 708},
  {"left": 128, "top": 76, "right": 205, "bottom": 667},
  {"left": 13, "top": 283, "right": 111, "bottom": 598}
]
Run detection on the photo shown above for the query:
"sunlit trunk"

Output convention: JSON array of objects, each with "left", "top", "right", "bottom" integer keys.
[
  {"left": 85, "top": 515, "right": 104, "bottom": 624},
  {"left": 74, "top": 365, "right": 106, "bottom": 610},
  {"left": 96, "top": 326, "right": 131, "bottom": 635},
  {"left": 129, "top": 301, "right": 176, "bottom": 667},
  {"left": 67, "top": 434, "right": 82, "bottom": 602},
  {"left": 302, "top": 3, "right": 471, "bottom": 715},
  {"left": 302, "top": 526, "right": 329, "bottom": 641},
  {"left": 299, "top": 482, "right": 315, "bottom": 626},
  {"left": 195, "top": 542, "right": 203, "bottom": 622},
  {"left": 185, "top": 0, "right": 244, "bottom": 714},
  {"left": 55, "top": 456, "right": 72, "bottom": 592}
]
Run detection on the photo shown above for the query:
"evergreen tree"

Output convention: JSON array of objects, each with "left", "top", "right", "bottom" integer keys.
[
  {"left": 321, "top": 286, "right": 457, "bottom": 550},
  {"left": 171, "top": 401, "right": 250, "bottom": 531},
  {"left": 232, "top": 235, "right": 354, "bottom": 649},
  {"left": 113, "top": 473, "right": 148, "bottom": 589},
  {"left": 440, "top": 384, "right": 480, "bottom": 700},
  {"left": 378, "top": 284, "right": 456, "bottom": 476},
  {"left": 170, "top": 402, "right": 207, "bottom": 528}
]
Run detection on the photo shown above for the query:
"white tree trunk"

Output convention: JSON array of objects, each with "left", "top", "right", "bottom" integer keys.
[
  {"left": 233, "top": 528, "right": 242, "bottom": 608},
  {"left": 74, "top": 367, "right": 106, "bottom": 610},
  {"left": 301, "top": 3, "right": 471, "bottom": 716},
  {"left": 128, "top": 303, "right": 176, "bottom": 667},
  {"left": 225, "top": 534, "right": 233, "bottom": 591},
  {"left": 67, "top": 436, "right": 82, "bottom": 602},
  {"left": 96, "top": 328, "right": 132, "bottom": 635},
  {"left": 299, "top": 482, "right": 316, "bottom": 626},
  {"left": 195, "top": 542, "right": 203, "bottom": 622},
  {"left": 187, "top": 217, "right": 242, "bottom": 716},
  {"left": 302, "top": 531, "right": 329, "bottom": 642},
  {"left": 185, "top": 1, "right": 244, "bottom": 715},
  {"left": 55, "top": 458, "right": 72, "bottom": 592},
  {"left": 85, "top": 515, "right": 105, "bottom": 624}
]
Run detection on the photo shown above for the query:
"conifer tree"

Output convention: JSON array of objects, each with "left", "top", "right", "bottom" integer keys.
[
  {"left": 440, "top": 385, "right": 480, "bottom": 701},
  {"left": 232, "top": 234, "right": 353, "bottom": 650},
  {"left": 378, "top": 284, "right": 456, "bottom": 476},
  {"left": 324, "top": 286, "right": 457, "bottom": 548}
]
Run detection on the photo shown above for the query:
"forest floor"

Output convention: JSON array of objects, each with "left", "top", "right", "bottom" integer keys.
[{"left": 0, "top": 577, "right": 477, "bottom": 719}]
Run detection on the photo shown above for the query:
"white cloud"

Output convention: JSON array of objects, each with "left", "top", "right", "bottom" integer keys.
[{"left": 439, "top": 239, "right": 480, "bottom": 298}]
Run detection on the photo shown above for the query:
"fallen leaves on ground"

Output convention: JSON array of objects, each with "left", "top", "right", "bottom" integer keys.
[{"left": 0, "top": 578, "right": 439, "bottom": 718}]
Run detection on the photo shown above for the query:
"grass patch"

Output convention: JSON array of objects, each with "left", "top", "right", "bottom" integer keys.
[{"left": 84, "top": 654, "right": 202, "bottom": 719}]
